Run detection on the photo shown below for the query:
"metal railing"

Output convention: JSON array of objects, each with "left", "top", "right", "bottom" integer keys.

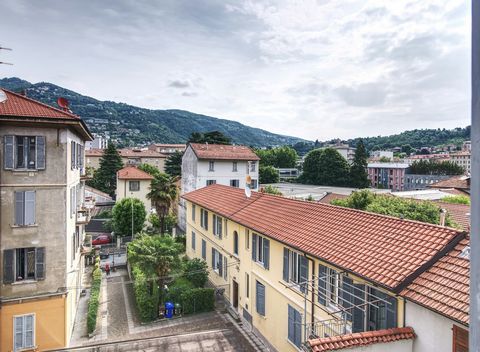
[{"left": 306, "top": 317, "right": 348, "bottom": 339}]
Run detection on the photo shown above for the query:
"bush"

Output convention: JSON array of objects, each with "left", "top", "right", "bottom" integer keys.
[
  {"left": 132, "top": 265, "right": 159, "bottom": 322},
  {"left": 165, "top": 277, "right": 194, "bottom": 303},
  {"left": 441, "top": 195, "right": 470, "bottom": 205},
  {"left": 87, "top": 264, "right": 102, "bottom": 334},
  {"left": 180, "top": 288, "right": 215, "bottom": 314},
  {"left": 183, "top": 259, "right": 209, "bottom": 288}
]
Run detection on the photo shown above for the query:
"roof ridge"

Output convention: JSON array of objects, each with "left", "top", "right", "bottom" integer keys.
[{"left": 1, "top": 88, "right": 80, "bottom": 119}]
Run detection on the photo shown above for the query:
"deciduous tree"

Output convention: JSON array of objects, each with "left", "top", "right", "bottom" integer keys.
[{"left": 112, "top": 198, "right": 147, "bottom": 236}]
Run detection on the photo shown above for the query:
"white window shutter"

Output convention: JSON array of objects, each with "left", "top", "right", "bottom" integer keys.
[
  {"left": 4, "top": 135, "right": 14, "bottom": 170},
  {"left": 36, "top": 136, "right": 46, "bottom": 170},
  {"left": 24, "top": 191, "right": 35, "bottom": 225},
  {"left": 14, "top": 191, "right": 25, "bottom": 226}
]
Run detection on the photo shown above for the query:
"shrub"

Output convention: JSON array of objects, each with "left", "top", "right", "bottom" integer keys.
[
  {"left": 165, "top": 277, "right": 194, "bottom": 303},
  {"left": 183, "top": 258, "right": 209, "bottom": 288},
  {"left": 87, "top": 263, "right": 102, "bottom": 334},
  {"left": 180, "top": 288, "right": 215, "bottom": 314},
  {"left": 132, "top": 265, "right": 159, "bottom": 322},
  {"left": 441, "top": 195, "right": 470, "bottom": 205}
]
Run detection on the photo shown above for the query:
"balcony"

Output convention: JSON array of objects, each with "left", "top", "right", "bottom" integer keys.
[{"left": 76, "top": 208, "right": 91, "bottom": 224}]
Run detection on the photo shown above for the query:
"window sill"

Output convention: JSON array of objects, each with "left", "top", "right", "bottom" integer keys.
[
  {"left": 10, "top": 224, "right": 38, "bottom": 229},
  {"left": 255, "top": 261, "right": 267, "bottom": 270},
  {"left": 286, "top": 339, "right": 302, "bottom": 351},
  {"left": 11, "top": 279, "right": 37, "bottom": 286}
]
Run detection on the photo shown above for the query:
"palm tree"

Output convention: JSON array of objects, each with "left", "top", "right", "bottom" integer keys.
[{"left": 147, "top": 173, "right": 178, "bottom": 235}]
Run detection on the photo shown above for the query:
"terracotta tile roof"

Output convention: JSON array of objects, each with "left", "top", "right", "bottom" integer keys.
[
  {"left": 189, "top": 143, "right": 260, "bottom": 161},
  {"left": 182, "top": 185, "right": 465, "bottom": 290},
  {"left": 86, "top": 148, "right": 166, "bottom": 158},
  {"left": 117, "top": 166, "right": 154, "bottom": 180},
  {"left": 401, "top": 236, "right": 470, "bottom": 325},
  {"left": 429, "top": 176, "right": 470, "bottom": 192},
  {"left": 149, "top": 143, "right": 186, "bottom": 148},
  {"left": 308, "top": 327, "right": 415, "bottom": 351},
  {"left": 0, "top": 89, "right": 80, "bottom": 120},
  {"left": 318, "top": 193, "right": 348, "bottom": 204},
  {"left": 434, "top": 201, "right": 470, "bottom": 231}
]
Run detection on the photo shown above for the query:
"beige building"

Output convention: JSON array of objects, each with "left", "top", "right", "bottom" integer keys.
[
  {"left": 0, "top": 89, "right": 93, "bottom": 351},
  {"left": 148, "top": 143, "right": 186, "bottom": 155},
  {"left": 86, "top": 148, "right": 166, "bottom": 172},
  {"left": 116, "top": 166, "right": 154, "bottom": 213},
  {"left": 449, "top": 151, "right": 471, "bottom": 174}
]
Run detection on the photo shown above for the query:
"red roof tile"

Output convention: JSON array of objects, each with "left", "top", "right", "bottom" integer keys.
[
  {"left": 434, "top": 201, "right": 470, "bottom": 231},
  {"left": 308, "top": 327, "right": 415, "bottom": 351},
  {"left": 117, "top": 166, "right": 154, "bottom": 180},
  {"left": 189, "top": 143, "right": 260, "bottom": 161},
  {"left": 429, "top": 176, "right": 470, "bottom": 192},
  {"left": 182, "top": 185, "right": 464, "bottom": 290},
  {"left": 401, "top": 236, "right": 470, "bottom": 325},
  {"left": 318, "top": 193, "right": 348, "bottom": 204},
  {"left": 0, "top": 89, "right": 80, "bottom": 120}
]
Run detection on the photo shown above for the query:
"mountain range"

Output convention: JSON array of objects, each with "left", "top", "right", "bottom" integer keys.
[{"left": 0, "top": 77, "right": 306, "bottom": 147}]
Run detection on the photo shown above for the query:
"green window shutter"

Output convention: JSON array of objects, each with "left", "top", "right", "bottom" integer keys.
[
  {"left": 218, "top": 253, "right": 223, "bottom": 277},
  {"left": 202, "top": 239, "right": 206, "bottom": 260},
  {"left": 256, "top": 281, "right": 265, "bottom": 316}
]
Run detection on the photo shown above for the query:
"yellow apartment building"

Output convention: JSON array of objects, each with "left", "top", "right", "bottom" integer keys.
[{"left": 183, "top": 184, "right": 467, "bottom": 352}]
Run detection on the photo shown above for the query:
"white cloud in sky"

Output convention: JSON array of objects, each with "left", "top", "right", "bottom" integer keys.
[{"left": 0, "top": 0, "right": 470, "bottom": 140}]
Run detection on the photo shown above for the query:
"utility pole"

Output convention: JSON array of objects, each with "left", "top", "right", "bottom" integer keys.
[{"left": 471, "top": 1, "right": 479, "bottom": 351}]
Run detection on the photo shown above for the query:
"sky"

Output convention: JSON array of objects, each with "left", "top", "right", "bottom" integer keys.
[{"left": 0, "top": 0, "right": 471, "bottom": 141}]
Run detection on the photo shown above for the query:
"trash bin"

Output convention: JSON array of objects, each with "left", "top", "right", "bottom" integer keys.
[
  {"left": 174, "top": 303, "right": 182, "bottom": 316},
  {"left": 165, "top": 302, "right": 174, "bottom": 319}
]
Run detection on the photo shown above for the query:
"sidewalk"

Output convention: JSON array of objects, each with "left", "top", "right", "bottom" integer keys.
[{"left": 70, "top": 266, "right": 93, "bottom": 346}]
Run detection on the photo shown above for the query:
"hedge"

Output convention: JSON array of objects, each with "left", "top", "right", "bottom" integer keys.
[
  {"left": 132, "top": 265, "right": 159, "bottom": 322},
  {"left": 180, "top": 288, "right": 215, "bottom": 314},
  {"left": 165, "top": 277, "right": 194, "bottom": 303},
  {"left": 87, "top": 261, "right": 102, "bottom": 334}
]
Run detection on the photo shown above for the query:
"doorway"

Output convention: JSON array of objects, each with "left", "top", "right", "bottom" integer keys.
[{"left": 232, "top": 280, "right": 239, "bottom": 309}]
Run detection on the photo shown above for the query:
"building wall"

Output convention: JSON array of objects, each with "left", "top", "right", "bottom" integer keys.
[
  {"left": 405, "top": 300, "right": 467, "bottom": 352},
  {"left": 86, "top": 155, "right": 165, "bottom": 172},
  {"left": 196, "top": 159, "right": 258, "bottom": 190},
  {"left": 116, "top": 178, "right": 152, "bottom": 213},
  {"left": 185, "top": 201, "right": 405, "bottom": 352},
  {"left": 339, "top": 340, "right": 412, "bottom": 352},
  {"left": 368, "top": 166, "right": 407, "bottom": 191},
  {"left": 403, "top": 174, "right": 451, "bottom": 191},
  {"left": 0, "top": 295, "right": 67, "bottom": 352}
]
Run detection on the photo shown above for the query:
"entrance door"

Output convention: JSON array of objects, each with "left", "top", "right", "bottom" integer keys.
[{"left": 232, "top": 280, "right": 239, "bottom": 308}]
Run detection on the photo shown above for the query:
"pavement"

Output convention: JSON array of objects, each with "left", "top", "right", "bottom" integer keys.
[{"left": 68, "top": 268, "right": 265, "bottom": 352}]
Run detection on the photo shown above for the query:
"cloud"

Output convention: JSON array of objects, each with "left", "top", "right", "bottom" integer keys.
[
  {"left": 334, "top": 83, "right": 387, "bottom": 107},
  {"left": 168, "top": 80, "right": 191, "bottom": 89}
]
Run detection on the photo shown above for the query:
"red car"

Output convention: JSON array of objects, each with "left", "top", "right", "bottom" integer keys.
[{"left": 92, "top": 234, "right": 112, "bottom": 246}]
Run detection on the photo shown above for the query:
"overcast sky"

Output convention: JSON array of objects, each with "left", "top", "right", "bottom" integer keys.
[{"left": 0, "top": 0, "right": 471, "bottom": 140}]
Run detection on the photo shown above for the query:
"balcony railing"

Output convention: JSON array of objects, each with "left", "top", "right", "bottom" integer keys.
[
  {"left": 76, "top": 208, "right": 91, "bottom": 224},
  {"left": 306, "top": 317, "right": 348, "bottom": 339}
]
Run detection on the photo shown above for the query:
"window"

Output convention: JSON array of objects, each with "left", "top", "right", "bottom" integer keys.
[
  {"left": 211, "top": 248, "right": 223, "bottom": 276},
  {"left": 252, "top": 233, "right": 269, "bottom": 269},
  {"left": 245, "top": 229, "right": 250, "bottom": 250},
  {"left": 318, "top": 264, "right": 339, "bottom": 307},
  {"left": 213, "top": 214, "right": 223, "bottom": 238},
  {"left": 4, "top": 136, "right": 46, "bottom": 171},
  {"left": 283, "top": 248, "right": 308, "bottom": 293},
  {"left": 223, "top": 256, "right": 228, "bottom": 280},
  {"left": 250, "top": 161, "right": 256, "bottom": 172},
  {"left": 191, "top": 231, "right": 196, "bottom": 250},
  {"left": 201, "top": 239, "right": 206, "bottom": 260},
  {"left": 367, "top": 287, "right": 397, "bottom": 331},
  {"left": 251, "top": 179, "right": 258, "bottom": 189},
  {"left": 206, "top": 180, "right": 216, "bottom": 186},
  {"left": 232, "top": 161, "right": 238, "bottom": 172},
  {"left": 288, "top": 305, "right": 302, "bottom": 348},
  {"left": 2, "top": 247, "right": 45, "bottom": 284},
  {"left": 233, "top": 231, "right": 239, "bottom": 255},
  {"left": 200, "top": 209, "right": 209, "bottom": 230},
  {"left": 129, "top": 181, "right": 140, "bottom": 191},
  {"left": 14, "top": 191, "right": 36, "bottom": 226},
  {"left": 453, "top": 325, "right": 469, "bottom": 352},
  {"left": 192, "top": 204, "right": 196, "bottom": 222},
  {"left": 209, "top": 161, "right": 215, "bottom": 171},
  {"left": 246, "top": 273, "right": 250, "bottom": 298},
  {"left": 230, "top": 179, "right": 240, "bottom": 188},
  {"left": 14, "top": 314, "right": 35, "bottom": 351},
  {"left": 256, "top": 281, "right": 265, "bottom": 316}
]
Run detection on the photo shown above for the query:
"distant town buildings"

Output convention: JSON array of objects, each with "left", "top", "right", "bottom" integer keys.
[
  {"left": 367, "top": 162, "right": 410, "bottom": 191},
  {"left": 323, "top": 143, "right": 356, "bottom": 163},
  {"left": 450, "top": 151, "right": 471, "bottom": 174},
  {"left": 370, "top": 150, "right": 394, "bottom": 159},
  {"left": 85, "top": 133, "right": 109, "bottom": 150},
  {"left": 148, "top": 143, "right": 186, "bottom": 155},
  {"left": 86, "top": 148, "right": 167, "bottom": 172}
]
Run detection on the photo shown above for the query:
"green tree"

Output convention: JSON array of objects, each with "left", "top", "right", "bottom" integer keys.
[
  {"left": 138, "top": 163, "right": 161, "bottom": 178},
  {"left": 379, "top": 156, "right": 391, "bottom": 162},
  {"left": 263, "top": 185, "right": 283, "bottom": 196},
  {"left": 183, "top": 258, "right": 209, "bottom": 288},
  {"left": 147, "top": 173, "right": 178, "bottom": 235},
  {"left": 112, "top": 198, "right": 147, "bottom": 236},
  {"left": 349, "top": 140, "right": 370, "bottom": 188},
  {"left": 401, "top": 144, "right": 415, "bottom": 155},
  {"left": 273, "top": 146, "right": 298, "bottom": 168},
  {"left": 300, "top": 148, "right": 350, "bottom": 186},
  {"left": 128, "top": 234, "right": 183, "bottom": 309},
  {"left": 165, "top": 151, "right": 183, "bottom": 177},
  {"left": 188, "top": 131, "right": 231, "bottom": 145},
  {"left": 331, "top": 189, "right": 374, "bottom": 210},
  {"left": 87, "top": 143, "right": 123, "bottom": 196},
  {"left": 441, "top": 195, "right": 470, "bottom": 205},
  {"left": 259, "top": 165, "right": 279, "bottom": 184},
  {"left": 409, "top": 160, "right": 464, "bottom": 175},
  {"left": 255, "top": 149, "right": 276, "bottom": 167}
]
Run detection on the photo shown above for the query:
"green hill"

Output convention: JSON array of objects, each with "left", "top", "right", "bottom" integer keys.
[{"left": 0, "top": 77, "right": 306, "bottom": 147}]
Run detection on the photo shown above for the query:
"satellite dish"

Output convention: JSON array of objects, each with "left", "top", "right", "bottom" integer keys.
[
  {"left": 246, "top": 175, "right": 252, "bottom": 184},
  {"left": 244, "top": 185, "right": 251, "bottom": 198},
  {"left": 57, "top": 97, "right": 70, "bottom": 110},
  {"left": 0, "top": 89, "right": 7, "bottom": 104}
]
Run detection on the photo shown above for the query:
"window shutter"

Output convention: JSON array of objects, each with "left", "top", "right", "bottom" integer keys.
[
  {"left": 263, "top": 238, "right": 270, "bottom": 269},
  {"left": 35, "top": 247, "right": 45, "bottom": 280},
  {"left": 4, "top": 135, "right": 14, "bottom": 170},
  {"left": 300, "top": 256, "right": 308, "bottom": 293},
  {"left": 294, "top": 309, "right": 302, "bottom": 347},
  {"left": 283, "top": 248, "right": 289, "bottom": 282},
  {"left": 191, "top": 231, "right": 196, "bottom": 250},
  {"left": 252, "top": 234, "right": 257, "bottom": 261},
  {"left": 318, "top": 264, "right": 327, "bottom": 306},
  {"left": 3, "top": 249, "right": 14, "bottom": 284},
  {"left": 223, "top": 256, "right": 227, "bottom": 280},
  {"left": 25, "top": 315, "right": 34, "bottom": 347},
  {"left": 341, "top": 277, "right": 354, "bottom": 322},
  {"left": 352, "top": 283, "right": 366, "bottom": 333},
  {"left": 14, "top": 191, "right": 25, "bottom": 226},
  {"left": 288, "top": 305, "right": 295, "bottom": 343},
  {"left": 36, "top": 136, "right": 46, "bottom": 170},
  {"left": 202, "top": 240, "right": 206, "bottom": 260},
  {"left": 71, "top": 141, "right": 75, "bottom": 169},
  {"left": 14, "top": 316, "right": 23, "bottom": 349},
  {"left": 219, "top": 217, "right": 222, "bottom": 239},
  {"left": 453, "top": 325, "right": 469, "bottom": 352},
  {"left": 24, "top": 191, "right": 35, "bottom": 225},
  {"left": 218, "top": 253, "right": 223, "bottom": 277},
  {"left": 256, "top": 281, "right": 265, "bottom": 316},
  {"left": 211, "top": 248, "right": 215, "bottom": 269}
]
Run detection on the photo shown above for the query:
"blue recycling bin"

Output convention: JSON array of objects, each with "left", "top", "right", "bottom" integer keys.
[{"left": 165, "top": 302, "right": 174, "bottom": 319}]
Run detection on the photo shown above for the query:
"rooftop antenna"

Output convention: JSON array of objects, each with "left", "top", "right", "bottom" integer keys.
[
  {"left": 244, "top": 185, "right": 251, "bottom": 198},
  {"left": 0, "top": 45, "right": 13, "bottom": 65},
  {"left": 0, "top": 89, "right": 7, "bottom": 104}
]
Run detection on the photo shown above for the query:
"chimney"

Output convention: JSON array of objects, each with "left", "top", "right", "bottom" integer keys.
[{"left": 439, "top": 208, "right": 447, "bottom": 227}]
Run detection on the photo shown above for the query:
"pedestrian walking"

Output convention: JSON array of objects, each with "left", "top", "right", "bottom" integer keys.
[{"left": 105, "top": 262, "right": 111, "bottom": 276}]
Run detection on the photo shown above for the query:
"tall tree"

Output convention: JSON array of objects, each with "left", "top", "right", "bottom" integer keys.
[
  {"left": 147, "top": 173, "right": 178, "bottom": 235},
  {"left": 138, "top": 163, "right": 161, "bottom": 178},
  {"left": 300, "top": 148, "right": 350, "bottom": 186},
  {"left": 259, "top": 165, "right": 280, "bottom": 184},
  {"left": 273, "top": 146, "right": 298, "bottom": 168},
  {"left": 349, "top": 140, "right": 370, "bottom": 188},
  {"left": 87, "top": 143, "right": 123, "bottom": 196},
  {"left": 164, "top": 151, "right": 183, "bottom": 177},
  {"left": 112, "top": 198, "right": 147, "bottom": 236},
  {"left": 188, "top": 131, "right": 231, "bottom": 145}
]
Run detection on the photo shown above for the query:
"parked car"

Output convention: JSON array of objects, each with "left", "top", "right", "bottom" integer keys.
[{"left": 92, "top": 234, "right": 112, "bottom": 246}]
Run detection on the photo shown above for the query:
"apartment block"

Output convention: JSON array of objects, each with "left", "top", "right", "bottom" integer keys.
[
  {"left": 367, "top": 162, "right": 409, "bottom": 191},
  {"left": 0, "top": 90, "right": 93, "bottom": 351}
]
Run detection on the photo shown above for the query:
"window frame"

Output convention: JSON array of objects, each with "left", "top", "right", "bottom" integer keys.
[
  {"left": 230, "top": 179, "right": 240, "bottom": 188},
  {"left": 213, "top": 214, "right": 223, "bottom": 238},
  {"left": 232, "top": 161, "right": 238, "bottom": 172},
  {"left": 14, "top": 191, "right": 36, "bottom": 226},
  {"left": 206, "top": 179, "right": 217, "bottom": 186},
  {"left": 208, "top": 161, "right": 215, "bottom": 171},
  {"left": 13, "top": 313, "right": 35, "bottom": 351},
  {"left": 191, "top": 204, "right": 196, "bottom": 222},
  {"left": 200, "top": 209, "right": 209, "bottom": 230},
  {"left": 129, "top": 181, "right": 140, "bottom": 192},
  {"left": 233, "top": 231, "right": 239, "bottom": 255},
  {"left": 191, "top": 231, "right": 196, "bottom": 251},
  {"left": 15, "top": 248, "right": 36, "bottom": 281}
]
